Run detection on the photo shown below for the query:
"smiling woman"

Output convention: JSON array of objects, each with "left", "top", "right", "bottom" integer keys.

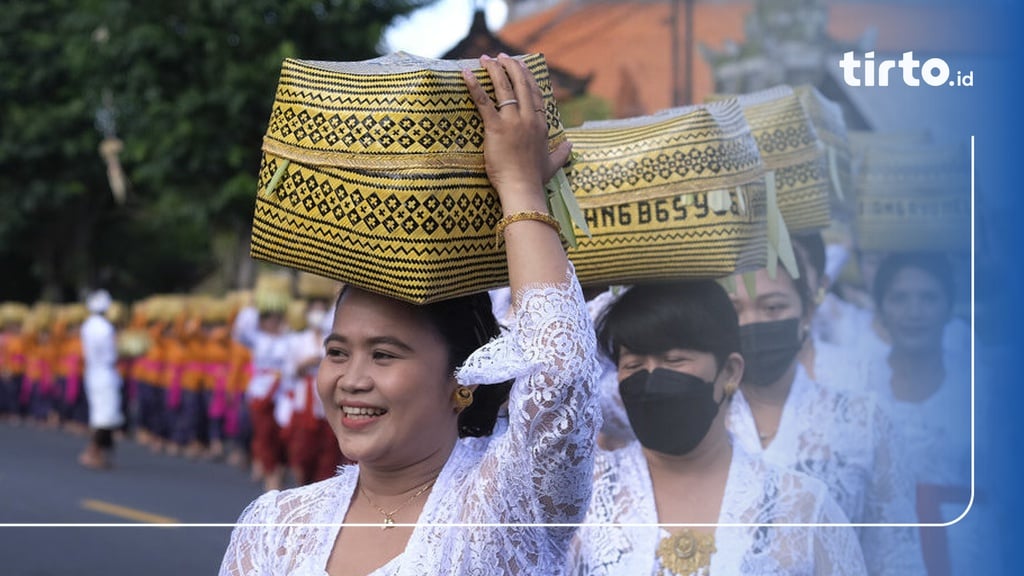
[{"left": 219, "top": 54, "right": 600, "bottom": 576}]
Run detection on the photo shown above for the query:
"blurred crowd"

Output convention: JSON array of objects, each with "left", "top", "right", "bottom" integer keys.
[{"left": 0, "top": 271, "right": 347, "bottom": 491}]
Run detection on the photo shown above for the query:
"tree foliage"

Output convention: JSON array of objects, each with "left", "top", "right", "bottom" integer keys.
[{"left": 0, "top": 0, "right": 433, "bottom": 301}]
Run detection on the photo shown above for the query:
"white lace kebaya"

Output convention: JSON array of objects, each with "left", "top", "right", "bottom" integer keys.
[
  {"left": 865, "top": 350, "right": 980, "bottom": 575},
  {"left": 727, "top": 365, "right": 926, "bottom": 576},
  {"left": 219, "top": 266, "right": 601, "bottom": 576},
  {"left": 571, "top": 441, "right": 867, "bottom": 575}
]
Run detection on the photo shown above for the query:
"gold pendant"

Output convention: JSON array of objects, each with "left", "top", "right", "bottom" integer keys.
[
  {"left": 656, "top": 529, "right": 716, "bottom": 575},
  {"left": 382, "top": 516, "right": 395, "bottom": 530}
]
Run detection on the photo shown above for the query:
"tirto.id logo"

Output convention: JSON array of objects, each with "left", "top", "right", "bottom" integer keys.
[{"left": 839, "top": 51, "right": 974, "bottom": 87}]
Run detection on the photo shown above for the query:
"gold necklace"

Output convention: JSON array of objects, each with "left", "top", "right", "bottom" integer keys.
[
  {"left": 657, "top": 529, "right": 716, "bottom": 575},
  {"left": 359, "top": 478, "right": 436, "bottom": 530}
]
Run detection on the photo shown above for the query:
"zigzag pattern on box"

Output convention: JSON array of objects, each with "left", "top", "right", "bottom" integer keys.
[
  {"left": 250, "top": 228, "right": 507, "bottom": 283},
  {"left": 576, "top": 226, "right": 755, "bottom": 244},
  {"left": 253, "top": 203, "right": 504, "bottom": 260},
  {"left": 273, "top": 73, "right": 554, "bottom": 107},
  {"left": 251, "top": 233, "right": 507, "bottom": 284},
  {"left": 250, "top": 231, "right": 510, "bottom": 302}
]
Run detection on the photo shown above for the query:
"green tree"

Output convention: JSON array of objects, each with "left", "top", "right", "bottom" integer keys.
[{"left": 0, "top": 0, "right": 432, "bottom": 302}]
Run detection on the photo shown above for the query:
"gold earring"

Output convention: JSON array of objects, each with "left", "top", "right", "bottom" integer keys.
[
  {"left": 724, "top": 380, "right": 739, "bottom": 398},
  {"left": 814, "top": 287, "right": 827, "bottom": 306},
  {"left": 453, "top": 386, "right": 474, "bottom": 413}
]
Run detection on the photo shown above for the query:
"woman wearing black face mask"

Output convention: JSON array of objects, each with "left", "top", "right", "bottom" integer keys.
[
  {"left": 727, "top": 263, "right": 926, "bottom": 576},
  {"left": 572, "top": 280, "right": 865, "bottom": 576}
]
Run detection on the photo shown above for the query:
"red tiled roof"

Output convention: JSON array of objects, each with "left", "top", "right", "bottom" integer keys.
[
  {"left": 499, "top": 1, "right": 996, "bottom": 119},
  {"left": 501, "top": 1, "right": 751, "bottom": 117}
]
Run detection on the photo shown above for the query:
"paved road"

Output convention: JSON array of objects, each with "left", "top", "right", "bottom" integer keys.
[{"left": 0, "top": 423, "right": 266, "bottom": 575}]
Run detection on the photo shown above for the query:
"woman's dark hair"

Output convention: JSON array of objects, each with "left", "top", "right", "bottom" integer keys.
[
  {"left": 595, "top": 280, "right": 741, "bottom": 369},
  {"left": 785, "top": 241, "right": 815, "bottom": 318},
  {"left": 872, "top": 252, "right": 955, "bottom": 311},
  {"left": 792, "top": 232, "right": 826, "bottom": 281},
  {"left": 336, "top": 288, "right": 509, "bottom": 438},
  {"left": 419, "top": 292, "right": 509, "bottom": 438}
]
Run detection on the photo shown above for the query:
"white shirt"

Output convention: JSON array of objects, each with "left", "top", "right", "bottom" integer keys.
[
  {"left": 245, "top": 331, "right": 292, "bottom": 401},
  {"left": 864, "top": 350, "right": 980, "bottom": 574},
  {"left": 284, "top": 329, "right": 327, "bottom": 421},
  {"left": 219, "top": 267, "right": 601, "bottom": 576},
  {"left": 572, "top": 441, "right": 867, "bottom": 575},
  {"left": 81, "top": 313, "right": 124, "bottom": 428},
  {"left": 727, "top": 367, "right": 925, "bottom": 575},
  {"left": 811, "top": 338, "right": 873, "bottom": 393},
  {"left": 232, "top": 306, "right": 260, "bottom": 348}
]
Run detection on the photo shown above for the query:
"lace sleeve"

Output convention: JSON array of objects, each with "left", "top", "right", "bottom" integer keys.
[
  {"left": 456, "top": 264, "right": 601, "bottom": 525},
  {"left": 813, "top": 494, "right": 869, "bottom": 576},
  {"left": 219, "top": 491, "right": 279, "bottom": 576},
  {"left": 859, "top": 400, "right": 927, "bottom": 575}
]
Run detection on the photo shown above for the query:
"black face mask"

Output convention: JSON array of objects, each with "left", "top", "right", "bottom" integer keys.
[
  {"left": 739, "top": 318, "right": 804, "bottom": 388},
  {"left": 619, "top": 368, "right": 724, "bottom": 456}
]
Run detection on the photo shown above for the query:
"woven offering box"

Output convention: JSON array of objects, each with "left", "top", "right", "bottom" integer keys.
[
  {"left": 708, "top": 86, "right": 831, "bottom": 233},
  {"left": 855, "top": 143, "right": 970, "bottom": 253},
  {"left": 563, "top": 98, "right": 768, "bottom": 285},
  {"left": 794, "top": 85, "right": 851, "bottom": 219},
  {"left": 250, "top": 53, "right": 567, "bottom": 304}
]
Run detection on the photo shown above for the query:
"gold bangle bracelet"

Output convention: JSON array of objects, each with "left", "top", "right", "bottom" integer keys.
[{"left": 494, "top": 210, "right": 561, "bottom": 245}]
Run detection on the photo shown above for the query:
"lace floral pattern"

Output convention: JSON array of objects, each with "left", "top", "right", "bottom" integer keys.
[
  {"left": 571, "top": 441, "right": 867, "bottom": 575},
  {"left": 219, "top": 265, "right": 601, "bottom": 576},
  {"left": 812, "top": 339, "right": 874, "bottom": 393},
  {"left": 727, "top": 367, "right": 926, "bottom": 575}
]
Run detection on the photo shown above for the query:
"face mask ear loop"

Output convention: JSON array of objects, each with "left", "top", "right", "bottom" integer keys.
[{"left": 797, "top": 319, "right": 811, "bottom": 348}]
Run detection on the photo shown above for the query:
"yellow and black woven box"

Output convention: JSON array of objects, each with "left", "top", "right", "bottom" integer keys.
[
  {"left": 250, "top": 53, "right": 567, "bottom": 304},
  {"left": 708, "top": 86, "right": 831, "bottom": 233},
  {"left": 563, "top": 98, "right": 768, "bottom": 286},
  {"left": 855, "top": 143, "right": 970, "bottom": 253},
  {"left": 795, "top": 85, "right": 851, "bottom": 220}
]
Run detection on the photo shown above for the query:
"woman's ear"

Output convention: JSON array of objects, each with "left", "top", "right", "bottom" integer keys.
[
  {"left": 450, "top": 379, "right": 480, "bottom": 413},
  {"left": 720, "top": 352, "right": 745, "bottom": 398}
]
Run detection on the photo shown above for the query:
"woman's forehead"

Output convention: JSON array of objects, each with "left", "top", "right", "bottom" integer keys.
[
  {"left": 619, "top": 346, "right": 711, "bottom": 359},
  {"left": 333, "top": 288, "right": 434, "bottom": 336},
  {"left": 731, "top": 270, "right": 798, "bottom": 302},
  {"left": 891, "top": 266, "right": 944, "bottom": 289}
]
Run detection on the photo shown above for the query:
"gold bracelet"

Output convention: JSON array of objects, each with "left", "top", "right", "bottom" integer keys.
[{"left": 494, "top": 210, "right": 561, "bottom": 245}]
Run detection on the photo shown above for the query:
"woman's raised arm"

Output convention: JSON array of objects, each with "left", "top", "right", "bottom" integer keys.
[{"left": 462, "top": 54, "right": 572, "bottom": 292}]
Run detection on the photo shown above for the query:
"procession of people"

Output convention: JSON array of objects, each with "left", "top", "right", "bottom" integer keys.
[{"left": 0, "top": 48, "right": 980, "bottom": 575}]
